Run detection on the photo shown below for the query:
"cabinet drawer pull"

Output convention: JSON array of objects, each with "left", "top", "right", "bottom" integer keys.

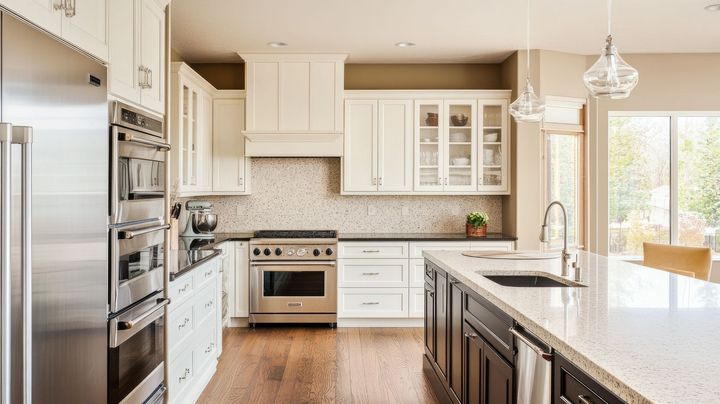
[
  {"left": 204, "top": 270, "right": 213, "bottom": 277},
  {"left": 464, "top": 332, "right": 478, "bottom": 339},
  {"left": 362, "top": 272, "right": 380, "bottom": 276},
  {"left": 178, "top": 318, "right": 190, "bottom": 329},
  {"left": 577, "top": 396, "right": 592, "bottom": 404},
  {"left": 429, "top": 292, "right": 434, "bottom": 297},
  {"left": 362, "top": 249, "right": 380, "bottom": 253},
  {"left": 205, "top": 300, "right": 213, "bottom": 308},
  {"left": 361, "top": 302, "right": 380, "bottom": 305}
]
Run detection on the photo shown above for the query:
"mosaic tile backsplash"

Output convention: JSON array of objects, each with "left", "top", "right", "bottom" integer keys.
[{"left": 178, "top": 158, "right": 502, "bottom": 234}]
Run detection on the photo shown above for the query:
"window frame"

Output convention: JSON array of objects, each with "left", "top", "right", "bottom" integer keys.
[{"left": 608, "top": 111, "right": 720, "bottom": 252}]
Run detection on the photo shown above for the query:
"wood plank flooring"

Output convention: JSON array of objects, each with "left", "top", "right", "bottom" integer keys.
[{"left": 198, "top": 327, "right": 440, "bottom": 404}]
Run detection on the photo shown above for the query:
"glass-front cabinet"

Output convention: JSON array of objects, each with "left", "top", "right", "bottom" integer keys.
[
  {"left": 478, "top": 100, "right": 509, "bottom": 193},
  {"left": 444, "top": 100, "right": 477, "bottom": 192},
  {"left": 415, "top": 100, "right": 444, "bottom": 191}
]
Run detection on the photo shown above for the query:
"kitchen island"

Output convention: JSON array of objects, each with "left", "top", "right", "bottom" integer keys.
[{"left": 423, "top": 250, "right": 720, "bottom": 404}]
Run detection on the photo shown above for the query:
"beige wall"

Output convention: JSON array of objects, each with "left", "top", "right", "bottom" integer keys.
[
  {"left": 344, "top": 64, "right": 502, "bottom": 90},
  {"left": 587, "top": 53, "right": 720, "bottom": 255},
  {"left": 195, "top": 158, "right": 503, "bottom": 234},
  {"left": 189, "top": 63, "right": 244, "bottom": 90}
]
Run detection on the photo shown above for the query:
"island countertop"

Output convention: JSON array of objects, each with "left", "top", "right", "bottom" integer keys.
[{"left": 423, "top": 250, "right": 720, "bottom": 404}]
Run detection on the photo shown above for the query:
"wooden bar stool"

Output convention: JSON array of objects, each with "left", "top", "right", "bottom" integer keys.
[{"left": 642, "top": 242, "right": 712, "bottom": 281}]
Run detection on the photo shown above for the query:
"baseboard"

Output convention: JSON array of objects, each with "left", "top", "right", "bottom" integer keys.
[
  {"left": 337, "top": 318, "right": 424, "bottom": 328},
  {"left": 228, "top": 317, "right": 249, "bottom": 327},
  {"left": 423, "top": 354, "right": 452, "bottom": 404}
]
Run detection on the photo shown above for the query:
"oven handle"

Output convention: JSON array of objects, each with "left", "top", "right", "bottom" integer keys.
[
  {"left": 118, "top": 131, "right": 170, "bottom": 151},
  {"left": 110, "top": 298, "right": 169, "bottom": 348},
  {"left": 250, "top": 260, "right": 336, "bottom": 266},
  {"left": 117, "top": 298, "right": 169, "bottom": 331},
  {"left": 118, "top": 224, "right": 170, "bottom": 240}
]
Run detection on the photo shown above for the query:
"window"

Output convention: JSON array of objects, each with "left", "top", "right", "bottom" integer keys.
[{"left": 608, "top": 113, "right": 720, "bottom": 257}]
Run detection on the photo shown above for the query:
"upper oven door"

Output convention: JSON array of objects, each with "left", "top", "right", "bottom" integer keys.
[
  {"left": 250, "top": 261, "right": 337, "bottom": 313},
  {"left": 110, "top": 222, "right": 169, "bottom": 314},
  {"left": 110, "top": 125, "right": 170, "bottom": 225}
]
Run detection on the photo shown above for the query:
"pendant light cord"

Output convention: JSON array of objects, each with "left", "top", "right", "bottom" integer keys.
[
  {"left": 607, "top": 0, "right": 612, "bottom": 36},
  {"left": 526, "top": 0, "right": 530, "bottom": 78}
]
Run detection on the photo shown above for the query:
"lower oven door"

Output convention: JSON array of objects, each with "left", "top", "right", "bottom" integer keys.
[
  {"left": 111, "top": 222, "right": 169, "bottom": 313},
  {"left": 111, "top": 125, "right": 169, "bottom": 225},
  {"left": 108, "top": 295, "right": 168, "bottom": 404},
  {"left": 250, "top": 261, "right": 337, "bottom": 313}
]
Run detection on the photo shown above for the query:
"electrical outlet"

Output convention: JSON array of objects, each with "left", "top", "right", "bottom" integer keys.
[
  {"left": 368, "top": 206, "right": 377, "bottom": 216},
  {"left": 401, "top": 206, "right": 410, "bottom": 216}
]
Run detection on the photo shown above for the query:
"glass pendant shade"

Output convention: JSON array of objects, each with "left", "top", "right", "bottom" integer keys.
[
  {"left": 583, "top": 35, "right": 639, "bottom": 99},
  {"left": 510, "top": 78, "right": 545, "bottom": 123}
]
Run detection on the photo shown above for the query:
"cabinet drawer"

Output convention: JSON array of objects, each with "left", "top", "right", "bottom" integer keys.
[
  {"left": 338, "top": 259, "right": 408, "bottom": 287},
  {"left": 337, "top": 287, "right": 409, "bottom": 318},
  {"left": 338, "top": 242, "right": 409, "bottom": 259},
  {"left": 409, "top": 242, "right": 471, "bottom": 258},
  {"left": 469, "top": 241, "right": 514, "bottom": 251},
  {"left": 464, "top": 290, "right": 514, "bottom": 363},
  {"left": 169, "top": 275, "right": 194, "bottom": 308},
  {"left": 193, "top": 321, "right": 217, "bottom": 374},
  {"left": 194, "top": 260, "right": 217, "bottom": 290},
  {"left": 409, "top": 287, "right": 425, "bottom": 318},
  {"left": 194, "top": 283, "right": 217, "bottom": 325},
  {"left": 168, "top": 299, "right": 195, "bottom": 355},
  {"left": 168, "top": 347, "right": 193, "bottom": 400},
  {"left": 554, "top": 353, "right": 625, "bottom": 404}
]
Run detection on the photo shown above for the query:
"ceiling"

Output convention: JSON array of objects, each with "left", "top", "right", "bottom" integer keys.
[{"left": 171, "top": 0, "right": 720, "bottom": 63}]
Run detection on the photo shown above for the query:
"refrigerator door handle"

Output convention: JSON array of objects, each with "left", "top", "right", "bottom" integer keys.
[
  {"left": 13, "top": 126, "right": 33, "bottom": 404},
  {"left": 0, "top": 123, "right": 12, "bottom": 404}
]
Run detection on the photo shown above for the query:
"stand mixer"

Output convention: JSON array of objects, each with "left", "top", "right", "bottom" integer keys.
[{"left": 181, "top": 201, "right": 218, "bottom": 239}]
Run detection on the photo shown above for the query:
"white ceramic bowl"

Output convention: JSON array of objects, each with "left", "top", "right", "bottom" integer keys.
[
  {"left": 449, "top": 132, "right": 467, "bottom": 142},
  {"left": 451, "top": 157, "right": 470, "bottom": 166},
  {"left": 483, "top": 133, "right": 499, "bottom": 142}
]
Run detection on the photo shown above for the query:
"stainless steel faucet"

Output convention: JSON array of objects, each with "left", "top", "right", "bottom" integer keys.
[{"left": 540, "top": 201, "right": 571, "bottom": 277}]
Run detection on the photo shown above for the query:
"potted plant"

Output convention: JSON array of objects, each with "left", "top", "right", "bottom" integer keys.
[{"left": 466, "top": 211, "right": 489, "bottom": 237}]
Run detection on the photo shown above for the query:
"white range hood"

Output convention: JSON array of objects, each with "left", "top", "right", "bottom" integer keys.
[{"left": 239, "top": 53, "right": 347, "bottom": 157}]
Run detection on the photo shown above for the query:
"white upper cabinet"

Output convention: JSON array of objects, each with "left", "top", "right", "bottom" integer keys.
[
  {"left": 343, "top": 90, "right": 510, "bottom": 195},
  {"left": 2, "top": 0, "right": 108, "bottom": 61},
  {"left": 213, "top": 92, "right": 250, "bottom": 194},
  {"left": 343, "top": 99, "right": 413, "bottom": 193},
  {"left": 240, "top": 53, "right": 347, "bottom": 157},
  {"left": 108, "top": 0, "right": 165, "bottom": 115}
]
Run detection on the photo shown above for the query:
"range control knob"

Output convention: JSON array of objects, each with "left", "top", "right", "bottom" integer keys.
[
  {"left": 313, "top": 248, "right": 321, "bottom": 256},
  {"left": 297, "top": 248, "right": 307, "bottom": 257},
  {"left": 325, "top": 248, "right": 334, "bottom": 256},
  {"left": 275, "top": 248, "right": 283, "bottom": 256},
  {"left": 263, "top": 248, "right": 271, "bottom": 256},
  {"left": 253, "top": 248, "right": 261, "bottom": 256}
]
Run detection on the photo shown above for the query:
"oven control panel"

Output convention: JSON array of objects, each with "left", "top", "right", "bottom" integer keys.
[{"left": 250, "top": 241, "right": 337, "bottom": 261}]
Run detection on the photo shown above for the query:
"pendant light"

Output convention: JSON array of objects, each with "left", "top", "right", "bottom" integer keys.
[
  {"left": 583, "top": 0, "right": 639, "bottom": 99},
  {"left": 509, "top": 0, "right": 545, "bottom": 123}
]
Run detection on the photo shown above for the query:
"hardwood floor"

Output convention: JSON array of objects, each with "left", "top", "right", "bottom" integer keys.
[{"left": 198, "top": 327, "right": 440, "bottom": 404}]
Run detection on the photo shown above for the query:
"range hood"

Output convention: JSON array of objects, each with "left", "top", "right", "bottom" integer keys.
[{"left": 239, "top": 53, "right": 347, "bottom": 157}]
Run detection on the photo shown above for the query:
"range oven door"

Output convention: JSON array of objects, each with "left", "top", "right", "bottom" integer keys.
[
  {"left": 250, "top": 261, "right": 337, "bottom": 313},
  {"left": 108, "top": 294, "right": 168, "bottom": 404},
  {"left": 110, "top": 125, "right": 169, "bottom": 225},
  {"left": 110, "top": 221, "right": 169, "bottom": 313}
]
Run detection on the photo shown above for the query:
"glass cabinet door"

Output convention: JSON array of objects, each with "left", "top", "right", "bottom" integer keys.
[
  {"left": 415, "top": 100, "right": 443, "bottom": 191},
  {"left": 444, "top": 100, "right": 477, "bottom": 191},
  {"left": 478, "top": 100, "right": 509, "bottom": 193}
]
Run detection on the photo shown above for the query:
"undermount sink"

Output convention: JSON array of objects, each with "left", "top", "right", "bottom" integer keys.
[
  {"left": 481, "top": 274, "right": 586, "bottom": 288},
  {"left": 462, "top": 251, "right": 560, "bottom": 260}
]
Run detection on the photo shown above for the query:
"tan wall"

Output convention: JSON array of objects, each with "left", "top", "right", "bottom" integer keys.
[
  {"left": 189, "top": 63, "right": 245, "bottom": 90},
  {"left": 344, "top": 64, "right": 502, "bottom": 90},
  {"left": 587, "top": 53, "right": 720, "bottom": 255},
  {"left": 171, "top": 48, "right": 183, "bottom": 62}
]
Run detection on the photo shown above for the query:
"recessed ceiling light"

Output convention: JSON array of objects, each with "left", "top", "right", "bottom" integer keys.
[
  {"left": 705, "top": 3, "right": 720, "bottom": 11},
  {"left": 267, "top": 41, "right": 288, "bottom": 48},
  {"left": 395, "top": 42, "right": 416, "bottom": 48}
]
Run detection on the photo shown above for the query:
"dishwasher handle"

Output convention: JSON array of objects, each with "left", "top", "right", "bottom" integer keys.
[{"left": 510, "top": 326, "right": 553, "bottom": 361}]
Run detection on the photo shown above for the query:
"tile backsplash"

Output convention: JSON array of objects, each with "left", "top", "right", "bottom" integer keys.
[{"left": 181, "top": 158, "right": 502, "bottom": 234}]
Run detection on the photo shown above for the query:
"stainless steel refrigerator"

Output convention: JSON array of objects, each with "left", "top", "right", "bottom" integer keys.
[{"left": 1, "top": 12, "right": 108, "bottom": 404}]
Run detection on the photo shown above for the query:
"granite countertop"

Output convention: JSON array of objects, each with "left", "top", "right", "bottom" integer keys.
[
  {"left": 168, "top": 248, "right": 222, "bottom": 281},
  {"left": 423, "top": 250, "right": 720, "bottom": 404},
  {"left": 338, "top": 232, "right": 517, "bottom": 241}
]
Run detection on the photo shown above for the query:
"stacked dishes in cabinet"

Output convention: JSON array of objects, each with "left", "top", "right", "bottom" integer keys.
[
  {"left": 447, "top": 103, "right": 473, "bottom": 187},
  {"left": 418, "top": 104, "right": 442, "bottom": 187},
  {"left": 481, "top": 105, "right": 503, "bottom": 186}
]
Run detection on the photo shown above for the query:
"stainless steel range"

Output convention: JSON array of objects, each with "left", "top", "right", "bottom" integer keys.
[{"left": 249, "top": 230, "right": 338, "bottom": 326}]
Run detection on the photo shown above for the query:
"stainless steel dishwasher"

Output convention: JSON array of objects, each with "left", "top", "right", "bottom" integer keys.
[{"left": 511, "top": 326, "right": 553, "bottom": 404}]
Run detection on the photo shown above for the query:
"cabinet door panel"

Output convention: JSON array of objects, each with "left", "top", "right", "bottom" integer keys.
[
  {"left": 198, "top": 92, "right": 213, "bottom": 191},
  {"left": 1, "top": 0, "right": 61, "bottom": 36},
  {"left": 343, "top": 100, "right": 377, "bottom": 192},
  {"left": 61, "top": 0, "right": 108, "bottom": 60},
  {"left": 378, "top": 100, "right": 412, "bottom": 191},
  {"left": 443, "top": 99, "right": 477, "bottom": 192},
  {"left": 108, "top": 0, "right": 139, "bottom": 103},
  {"left": 234, "top": 242, "right": 249, "bottom": 317},
  {"left": 435, "top": 270, "right": 448, "bottom": 377},
  {"left": 464, "top": 322, "right": 483, "bottom": 404},
  {"left": 279, "top": 62, "right": 310, "bottom": 130},
  {"left": 248, "top": 62, "right": 279, "bottom": 131},
  {"left": 414, "top": 100, "right": 444, "bottom": 191},
  {"left": 424, "top": 283, "right": 435, "bottom": 358},
  {"left": 140, "top": 0, "right": 165, "bottom": 113},
  {"left": 448, "top": 281, "right": 464, "bottom": 402},
  {"left": 482, "top": 342, "right": 514, "bottom": 404},
  {"left": 309, "top": 62, "right": 336, "bottom": 131},
  {"left": 213, "top": 98, "right": 247, "bottom": 192}
]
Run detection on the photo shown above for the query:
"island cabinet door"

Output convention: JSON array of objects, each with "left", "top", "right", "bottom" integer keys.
[
  {"left": 463, "top": 321, "right": 484, "bottom": 404},
  {"left": 434, "top": 270, "right": 449, "bottom": 378},
  {"left": 482, "top": 341, "right": 514, "bottom": 404},
  {"left": 424, "top": 282, "right": 436, "bottom": 359},
  {"left": 448, "top": 280, "right": 464, "bottom": 402}
]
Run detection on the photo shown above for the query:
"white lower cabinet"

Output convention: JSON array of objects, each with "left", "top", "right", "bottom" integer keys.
[
  {"left": 220, "top": 240, "right": 249, "bottom": 322},
  {"left": 168, "top": 257, "right": 220, "bottom": 404},
  {"left": 337, "top": 240, "right": 514, "bottom": 325}
]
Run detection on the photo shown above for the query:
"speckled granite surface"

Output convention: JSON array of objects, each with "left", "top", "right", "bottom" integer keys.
[
  {"left": 338, "top": 232, "right": 517, "bottom": 241},
  {"left": 424, "top": 250, "right": 720, "bottom": 404}
]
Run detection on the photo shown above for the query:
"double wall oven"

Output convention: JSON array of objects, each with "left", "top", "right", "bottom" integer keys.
[
  {"left": 249, "top": 231, "right": 338, "bottom": 326},
  {"left": 108, "top": 102, "right": 170, "bottom": 404}
]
